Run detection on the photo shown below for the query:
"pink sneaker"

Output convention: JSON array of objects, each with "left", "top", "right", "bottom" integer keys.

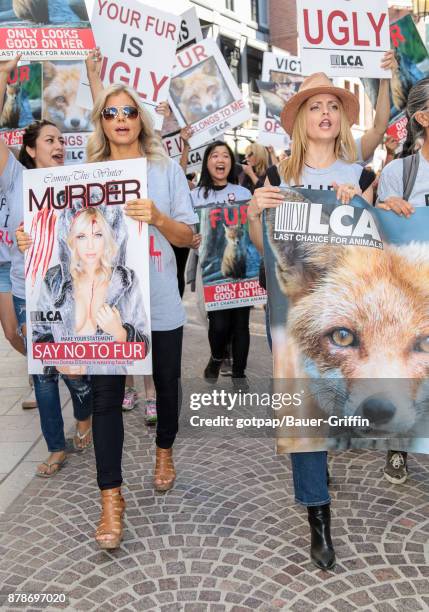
[
  {"left": 144, "top": 399, "right": 157, "bottom": 425},
  {"left": 122, "top": 387, "right": 138, "bottom": 411}
]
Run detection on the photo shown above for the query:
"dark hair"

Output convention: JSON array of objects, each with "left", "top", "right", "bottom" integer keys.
[
  {"left": 18, "top": 120, "right": 58, "bottom": 169},
  {"left": 399, "top": 77, "right": 429, "bottom": 159},
  {"left": 197, "top": 140, "right": 237, "bottom": 198}
]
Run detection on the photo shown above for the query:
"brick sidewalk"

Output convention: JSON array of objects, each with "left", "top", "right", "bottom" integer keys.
[{"left": 0, "top": 297, "right": 428, "bottom": 611}]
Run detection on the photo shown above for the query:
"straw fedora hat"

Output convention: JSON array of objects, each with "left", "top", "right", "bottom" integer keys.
[{"left": 280, "top": 72, "right": 360, "bottom": 137}]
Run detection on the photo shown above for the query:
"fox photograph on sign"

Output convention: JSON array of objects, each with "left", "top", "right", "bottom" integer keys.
[
  {"left": 169, "top": 39, "right": 251, "bottom": 148},
  {"left": 198, "top": 202, "right": 266, "bottom": 311},
  {"left": 0, "top": 0, "right": 95, "bottom": 59},
  {"left": 257, "top": 52, "right": 303, "bottom": 149},
  {"left": 297, "top": 0, "right": 391, "bottom": 78},
  {"left": 23, "top": 159, "right": 152, "bottom": 375},
  {"left": 264, "top": 188, "right": 429, "bottom": 454},
  {"left": 0, "top": 61, "right": 41, "bottom": 146}
]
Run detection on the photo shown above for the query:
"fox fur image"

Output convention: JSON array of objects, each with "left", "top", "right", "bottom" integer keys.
[
  {"left": 221, "top": 224, "right": 246, "bottom": 279},
  {"left": 266, "top": 191, "right": 429, "bottom": 438},
  {"left": 42, "top": 61, "right": 91, "bottom": 132},
  {"left": 10, "top": 0, "right": 87, "bottom": 24},
  {"left": 170, "top": 57, "right": 234, "bottom": 124},
  {"left": 0, "top": 83, "right": 20, "bottom": 128}
]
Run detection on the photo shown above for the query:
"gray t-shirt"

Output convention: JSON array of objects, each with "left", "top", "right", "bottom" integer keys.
[
  {"left": 147, "top": 158, "right": 198, "bottom": 331},
  {"left": 0, "top": 152, "right": 25, "bottom": 298},
  {"left": 377, "top": 151, "right": 429, "bottom": 207},
  {"left": 0, "top": 189, "right": 12, "bottom": 263},
  {"left": 279, "top": 159, "right": 363, "bottom": 191}
]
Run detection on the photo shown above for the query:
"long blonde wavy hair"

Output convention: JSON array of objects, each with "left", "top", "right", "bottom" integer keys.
[
  {"left": 279, "top": 98, "right": 357, "bottom": 185},
  {"left": 68, "top": 208, "right": 117, "bottom": 283},
  {"left": 245, "top": 143, "right": 269, "bottom": 177},
  {"left": 86, "top": 84, "right": 168, "bottom": 164}
]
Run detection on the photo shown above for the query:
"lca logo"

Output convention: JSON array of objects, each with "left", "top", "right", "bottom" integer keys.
[
  {"left": 330, "top": 54, "right": 363, "bottom": 67},
  {"left": 274, "top": 201, "right": 382, "bottom": 242}
]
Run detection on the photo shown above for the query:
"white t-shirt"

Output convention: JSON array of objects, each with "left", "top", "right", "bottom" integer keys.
[
  {"left": 377, "top": 151, "right": 429, "bottom": 208},
  {"left": 191, "top": 183, "right": 252, "bottom": 208},
  {"left": 279, "top": 159, "right": 362, "bottom": 191}
]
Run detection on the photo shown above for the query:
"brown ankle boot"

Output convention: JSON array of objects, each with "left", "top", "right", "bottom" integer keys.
[
  {"left": 95, "top": 488, "right": 125, "bottom": 549},
  {"left": 153, "top": 446, "right": 176, "bottom": 492}
]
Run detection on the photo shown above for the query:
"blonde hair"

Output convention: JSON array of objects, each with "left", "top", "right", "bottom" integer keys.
[
  {"left": 86, "top": 84, "right": 168, "bottom": 164},
  {"left": 67, "top": 208, "right": 117, "bottom": 283},
  {"left": 245, "top": 143, "right": 269, "bottom": 176},
  {"left": 279, "top": 99, "right": 357, "bottom": 185}
]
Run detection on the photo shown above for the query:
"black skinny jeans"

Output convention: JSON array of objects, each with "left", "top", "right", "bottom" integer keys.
[
  {"left": 92, "top": 327, "right": 183, "bottom": 490},
  {"left": 207, "top": 307, "right": 250, "bottom": 376}
]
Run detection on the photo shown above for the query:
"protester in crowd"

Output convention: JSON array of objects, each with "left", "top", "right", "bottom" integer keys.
[
  {"left": 122, "top": 374, "right": 157, "bottom": 425},
  {"left": 240, "top": 143, "right": 270, "bottom": 193},
  {"left": 0, "top": 58, "right": 36, "bottom": 409},
  {"left": 247, "top": 72, "right": 365, "bottom": 571},
  {"left": 2, "top": 54, "right": 97, "bottom": 477},
  {"left": 376, "top": 77, "right": 429, "bottom": 485},
  {"left": 191, "top": 141, "right": 252, "bottom": 387},
  {"left": 84, "top": 76, "right": 197, "bottom": 549},
  {"left": 0, "top": 193, "right": 25, "bottom": 356}
]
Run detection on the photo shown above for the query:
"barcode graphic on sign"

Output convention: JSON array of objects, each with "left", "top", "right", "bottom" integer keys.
[
  {"left": 275, "top": 201, "right": 308, "bottom": 233},
  {"left": 330, "top": 55, "right": 341, "bottom": 66}
]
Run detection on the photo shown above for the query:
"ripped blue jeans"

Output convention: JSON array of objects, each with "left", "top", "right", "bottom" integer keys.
[{"left": 13, "top": 295, "right": 92, "bottom": 452}]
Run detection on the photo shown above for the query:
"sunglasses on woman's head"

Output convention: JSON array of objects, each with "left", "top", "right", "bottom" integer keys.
[{"left": 101, "top": 106, "right": 139, "bottom": 120}]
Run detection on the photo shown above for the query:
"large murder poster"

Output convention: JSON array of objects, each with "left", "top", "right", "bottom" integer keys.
[{"left": 23, "top": 159, "right": 152, "bottom": 375}]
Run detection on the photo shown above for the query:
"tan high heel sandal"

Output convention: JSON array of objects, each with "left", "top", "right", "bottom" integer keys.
[
  {"left": 95, "top": 488, "right": 125, "bottom": 549},
  {"left": 153, "top": 446, "right": 176, "bottom": 492}
]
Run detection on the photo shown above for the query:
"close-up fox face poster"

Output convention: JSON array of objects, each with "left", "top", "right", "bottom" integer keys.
[{"left": 264, "top": 189, "right": 429, "bottom": 454}]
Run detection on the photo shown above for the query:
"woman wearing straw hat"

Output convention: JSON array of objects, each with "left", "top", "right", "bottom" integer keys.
[{"left": 248, "top": 71, "right": 367, "bottom": 571}]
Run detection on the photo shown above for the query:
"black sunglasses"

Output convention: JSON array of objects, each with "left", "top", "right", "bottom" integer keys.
[{"left": 101, "top": 106, "right": 139, "bottom": 120}]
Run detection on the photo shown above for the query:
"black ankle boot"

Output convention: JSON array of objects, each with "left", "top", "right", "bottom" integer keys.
[
  {"left": 307, "top": 504, "right": 336, "bottom": 570},
  {"left": 203, "top": 356, "right": 222, "bottom": 382}
]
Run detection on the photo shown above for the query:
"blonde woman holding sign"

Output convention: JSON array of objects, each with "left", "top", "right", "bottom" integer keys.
[
  {"left": 85, "top": 78, "right": 197, "bottom": 549},
  {"left": 248, "top": 72, "right": 365, "bottom": 571}
]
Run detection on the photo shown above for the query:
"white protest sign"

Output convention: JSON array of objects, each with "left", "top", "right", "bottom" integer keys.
[
  {"left": 23, "top": 159, "right": 152, "bottom": 375},
  {"left": 163, "top": 132, "right": 220, "bottom": 174},
  {"left": 79, "top": 0, "right": 180, "bottom": 130},
  {"left": 177, "top": 7, "right": 203, "bottom": 52},
  {"left": 168, "top": 39, "right": 251, "bottom": 149},
  {"left": 297, "top": 0, "right": 391, "bottom": 78},
  {"left": 257, "top": 52, "right": 303, "bottom": 149}
]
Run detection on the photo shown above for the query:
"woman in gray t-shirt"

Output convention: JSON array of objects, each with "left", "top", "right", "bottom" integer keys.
[
  {"left": 247, "top": 72, "right": 364, "bottom": 572},
  {"left": 86, "top": 83, "right": 198, "bottom": 550}
]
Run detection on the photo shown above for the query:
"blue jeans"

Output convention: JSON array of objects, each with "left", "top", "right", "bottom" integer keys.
[
  {"left": 265, "top": 302, "right": 330, "bottom": 507},
  {"left": 13, "top": 295, "right": 93, "bottom": 452},
  {"left": 33, "top": 373, "right": 92, "bottom": 452}
]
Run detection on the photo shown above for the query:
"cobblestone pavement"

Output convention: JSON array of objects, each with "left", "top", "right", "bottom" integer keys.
[{"left": 0, "top": 299, "right": 428, "bottom": 612}]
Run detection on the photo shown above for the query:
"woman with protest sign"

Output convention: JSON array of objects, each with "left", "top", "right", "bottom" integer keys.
[
  {"left": 376, "top": 77, "right": 429, "bottom": 486},
  {"left": 0, "top": 54, "right": 103, "bottom": 477},
  {"left": 0, "top": 56, "right": 30, "bottom": 405},
  {"left": 190, "top": 141, "right": 253, "bottom": 387},
  {"left": 247, "top": 72, "right": 365, "bottom": 571},
  {"left": 85, "top": 82, "right": 197, "bottom": 549}
]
